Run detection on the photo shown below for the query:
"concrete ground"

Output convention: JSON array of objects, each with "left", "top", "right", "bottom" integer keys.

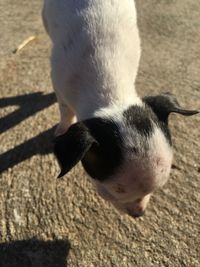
[{"left": 0, "top": 0, "right": 199, "bottom": 266}]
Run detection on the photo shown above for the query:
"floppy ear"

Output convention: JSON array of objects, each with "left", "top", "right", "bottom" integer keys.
[
  {"left": 53, "top": 122, "right": 96, "bottom": 178},
  {"left": 143, "top": 92, "right": 199, "bottom": 123}
]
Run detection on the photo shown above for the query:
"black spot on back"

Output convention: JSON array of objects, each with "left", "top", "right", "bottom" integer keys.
[{"left": 81, "top": 118, "right": 123, "bottom": 181}]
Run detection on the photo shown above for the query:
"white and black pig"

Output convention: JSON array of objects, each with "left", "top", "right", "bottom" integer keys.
[{"left": 42, "top": 0, "right": 199, "bottom": 217}]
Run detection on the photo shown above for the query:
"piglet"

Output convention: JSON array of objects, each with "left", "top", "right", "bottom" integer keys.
[{"left": 42, "top": 0, "right": 199, "bottom": 217}]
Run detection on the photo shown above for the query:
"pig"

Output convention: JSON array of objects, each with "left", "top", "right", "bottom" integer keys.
[{"left": 42, "top": 0, "right": 199, "bottom": 217}]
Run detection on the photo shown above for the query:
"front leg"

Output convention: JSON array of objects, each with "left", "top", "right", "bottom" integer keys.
[
  {"left": 55, "top": 103, "right": 76, "bottom": 136},
  {"left": 50, "top": 45, "right": 77, "bottom": 136}
]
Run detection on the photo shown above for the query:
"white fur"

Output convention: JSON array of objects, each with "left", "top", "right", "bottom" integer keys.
[{"left": 43, "top": 0, "right": 141, "bottom": 128}]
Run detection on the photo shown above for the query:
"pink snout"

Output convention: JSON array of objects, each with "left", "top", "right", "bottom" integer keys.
[
  {"left": 125, "top": 194, "right": 151, "bottom": 218},
  {"left": 111, "top": 194, "right": 151, "bottom": 219}
]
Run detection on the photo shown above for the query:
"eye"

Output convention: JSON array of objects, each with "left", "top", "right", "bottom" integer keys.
[{"left": 115, "top": 184, "right": 126, "bottom": 194}]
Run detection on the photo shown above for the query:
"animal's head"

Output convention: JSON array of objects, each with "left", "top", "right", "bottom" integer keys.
[{"left": 54, "top": 93, "right": 199, "bottom": 218}]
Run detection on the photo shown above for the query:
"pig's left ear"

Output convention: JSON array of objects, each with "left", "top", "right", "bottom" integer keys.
[
  {"left": 143, "top": 92, "right": 199, "bottom": 123},
  {"left": 53, "top": 122, "right": 96, "bottom": 178}
]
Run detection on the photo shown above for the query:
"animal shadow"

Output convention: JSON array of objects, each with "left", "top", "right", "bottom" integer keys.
[
  {"left": 0, "top": 92, "right": 57, "bottom": 174},
  {"left": 0, "top": 92, "right": 56, "bottom": 134},
  {"left": 0, "top": 238, "right": 71, "bottom": 267}
]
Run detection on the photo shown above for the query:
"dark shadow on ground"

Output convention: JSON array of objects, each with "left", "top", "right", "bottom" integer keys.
[
  {"left": 0, "top": 125, "right": 56, "bottom": 174},
  {"left": 0, "top": 238, "right": 70, "bottom": 267},
  {"left": 0, "top": 92, "right": 56, "bottom": 134},
  {"left": 0, "top": 92, "right": 57, "bottom": 174}
]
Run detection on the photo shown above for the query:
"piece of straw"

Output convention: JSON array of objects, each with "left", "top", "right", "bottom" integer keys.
[{"left": 13, "top": 36, "right": 36, "bottom": 54}]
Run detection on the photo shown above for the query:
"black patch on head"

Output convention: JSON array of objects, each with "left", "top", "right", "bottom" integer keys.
[
  {"left": 123, "top": 105, "right": 154, "bottom": 136},
  {"left": 81, "top": 118, "right": 123, "bottom": 181},
  {"left": 123, "top": 104, "right": 172, "bottom": 145}
]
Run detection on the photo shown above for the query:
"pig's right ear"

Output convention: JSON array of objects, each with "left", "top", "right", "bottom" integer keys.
[
  {"left": 143, "top": 92, "right": 199, "bottom": 123},
  {"left": 53, "top": 122, "right": 96, "bottom": 178}
]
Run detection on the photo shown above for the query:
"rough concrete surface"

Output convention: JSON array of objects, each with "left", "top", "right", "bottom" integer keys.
[{"left": 0, "top": 0, "right": 199, "bottom": 266}]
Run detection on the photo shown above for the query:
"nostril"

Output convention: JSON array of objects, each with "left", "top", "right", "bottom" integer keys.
[{"left": 127, "top": 208, "right": 145, "bottom": 218}]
